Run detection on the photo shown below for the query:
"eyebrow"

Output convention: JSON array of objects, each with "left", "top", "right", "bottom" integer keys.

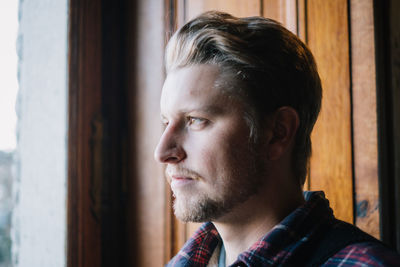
[
  {"left": 183, "top": 105, "right": 225, "bottom": 115},
  {"left": 161, "top": 105, "right": 226, "bottom": 120}
]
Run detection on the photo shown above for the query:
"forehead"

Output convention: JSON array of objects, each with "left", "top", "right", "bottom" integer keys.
[{"left": 160, "top": 64, "right": 230, "bottom": 114}]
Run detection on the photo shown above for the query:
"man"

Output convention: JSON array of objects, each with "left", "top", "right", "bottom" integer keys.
[{"left": 154, "top": 11, "right": 400, "bottom": 266}]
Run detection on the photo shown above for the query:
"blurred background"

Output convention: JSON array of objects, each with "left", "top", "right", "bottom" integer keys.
[{"left": 0, "top": 1, "right": 18, "bottom": 266}]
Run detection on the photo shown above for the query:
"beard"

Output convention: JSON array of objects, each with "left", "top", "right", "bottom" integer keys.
[
  {"left": 170, "top": 145, "right": 264, "bottom": 223},
  {"left": 173, "top": 192, "right": 225, "bottom": 222}
]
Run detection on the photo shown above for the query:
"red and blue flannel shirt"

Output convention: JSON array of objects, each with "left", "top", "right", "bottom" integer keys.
[{"left": 166, "top": 191, "right": 400, "bottom": 266}]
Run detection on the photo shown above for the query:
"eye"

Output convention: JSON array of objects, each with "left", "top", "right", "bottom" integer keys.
[
  {"left": 161, "top": 119, "right": 169, "bottom": 128},
  {"left": 187, "top": 116, "right": 208, "bottom": 129}
]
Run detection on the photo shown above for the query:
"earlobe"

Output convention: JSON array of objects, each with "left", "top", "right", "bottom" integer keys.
[{"left": 266, "top": 107, "right": 299, "bottom": 160}]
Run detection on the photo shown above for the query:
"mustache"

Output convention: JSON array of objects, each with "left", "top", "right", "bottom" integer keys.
[{"left": 165, "top": 166, "right": 203, "bottom": 180}]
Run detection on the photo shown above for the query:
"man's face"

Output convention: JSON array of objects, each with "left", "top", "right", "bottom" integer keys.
[{"left": 154, "top": 64, "right": 263, "bottom": 222}]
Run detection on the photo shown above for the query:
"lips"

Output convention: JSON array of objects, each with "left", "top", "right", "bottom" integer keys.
[{"left": 170, "top": 175, "right": 196, "bottom": 189}]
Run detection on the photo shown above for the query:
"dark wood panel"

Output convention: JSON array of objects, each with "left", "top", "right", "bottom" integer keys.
[
  {"left": 307, "top": 0, "right": 354, "bottom": 223},
  {"left": 374, "top": 0, "right": 400, "bottom": 250},
  {"left": 350, "top": 0, "right": 380, "bottom": 239},
  {"left": 68, "top": 0, "right": 132, "bottom": 266},
  {"left": 390, "top": 0, "right": 400, "bottom": 250},
  {"left": 68, "top": 0, "right": 103, "bottom": 266}
]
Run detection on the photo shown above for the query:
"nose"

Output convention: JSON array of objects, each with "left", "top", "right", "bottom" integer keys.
[{"left": 154, "top": 125, "right": 186, "bottom": 164}]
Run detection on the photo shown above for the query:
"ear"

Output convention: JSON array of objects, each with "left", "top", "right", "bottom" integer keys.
[{"left": 266, "top": 107, "right": 299, "bottom": 160}]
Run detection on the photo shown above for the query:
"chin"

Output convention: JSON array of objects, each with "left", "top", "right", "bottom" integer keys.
[{"left": 173, "top": 194, "right": 226, "bottom": 223}]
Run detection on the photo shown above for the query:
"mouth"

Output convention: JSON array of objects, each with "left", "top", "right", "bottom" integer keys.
[{"left": 170, "top": 175, "right": 196, "bottom": 189}]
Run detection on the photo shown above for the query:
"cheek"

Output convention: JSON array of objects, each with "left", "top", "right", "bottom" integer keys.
[
  {"left": 195, "top": 131, "right": 250, "bottom": 174},
  {"left": 214, "top": 126, "right": 255, "bottom": 176},
  {"left": 183, "top": 120, "right": 252, "bottom": 177},
  {"left": 185, "top": 134, "right": 221, "bottom": 173}
]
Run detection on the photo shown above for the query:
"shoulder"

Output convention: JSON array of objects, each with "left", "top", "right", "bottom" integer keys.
[{"left": 323, "top": 241, "right": 400, "bottom": 266}]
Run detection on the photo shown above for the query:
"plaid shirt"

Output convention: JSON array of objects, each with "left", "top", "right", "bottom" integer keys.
[{"left": 166, "top": 191, "right": 400, "bottom": 266}]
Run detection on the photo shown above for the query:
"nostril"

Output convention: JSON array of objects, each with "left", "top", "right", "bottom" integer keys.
[
  {"left": 154, "top": 141, "right": 186, "bottom": 163},
  {"left": 159, "top": 147, "right": 186, "bottom": 164},
  {"left": 164, "top": 155, "right": 180, "bottom": 163}
]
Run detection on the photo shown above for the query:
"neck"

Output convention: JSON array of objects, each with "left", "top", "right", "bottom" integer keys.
[{"left": 213, "top": 184, "right": 304, "bottom": 265}]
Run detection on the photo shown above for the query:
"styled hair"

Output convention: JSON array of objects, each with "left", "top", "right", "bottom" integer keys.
[{"left": 165, "top": 11, "right": 322, "bottom": 185}]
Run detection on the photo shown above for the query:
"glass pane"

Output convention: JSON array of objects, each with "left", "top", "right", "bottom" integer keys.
[{"left": 0, "top": 1, "right": 19, "bottom": 266}]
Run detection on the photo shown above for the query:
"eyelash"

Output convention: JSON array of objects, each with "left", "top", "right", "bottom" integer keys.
[
  {"left": 161, "top": 117, "right": 208, "bottom": 129},
  {"left": 187, "top": 116, "right": 205, "bottom": 125}
]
